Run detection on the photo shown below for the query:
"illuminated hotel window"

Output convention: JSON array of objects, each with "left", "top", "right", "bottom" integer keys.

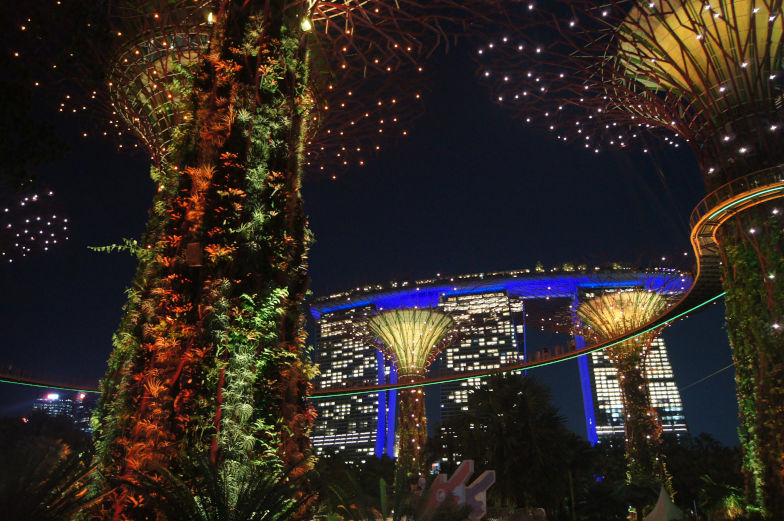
[{"left": 310, "top": 270, "right": 689, "bottom": 460}]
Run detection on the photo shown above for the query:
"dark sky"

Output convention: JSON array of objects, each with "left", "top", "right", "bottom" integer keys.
[{"left": 0, "top": 48, "right": 738, "bottom": 445}]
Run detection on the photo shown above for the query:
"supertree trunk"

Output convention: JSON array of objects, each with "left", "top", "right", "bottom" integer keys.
[
  {"left": 718, "top": 201, "right": 784, "bottom": 517},
  {"left": 610, "top": 348, "right": 670, "bottom": 492},
  {"left": 91, "top": 2, "right": 316, "bottom": 518},
  {"left": 396, "top": 380, "right": 427, "bottom": 482}
]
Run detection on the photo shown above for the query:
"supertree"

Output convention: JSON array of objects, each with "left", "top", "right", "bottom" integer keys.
[
  {"left": 476, "top": 1, "right": 784, "bottom": 515},
  {"left": 8, "top": 1, "right": 513, "bottom": 518},
  {"left": 575, "top": 290, "right": 674, "bottom": 494},
  {"left": 362, "top": 308, "right": 460, "bottom": 481}
]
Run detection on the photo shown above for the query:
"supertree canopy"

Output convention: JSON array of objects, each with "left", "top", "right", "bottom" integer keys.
[
  {"left": 9, "top": 1, "right": 515, "bottom": 518},
  {"left": 365, "top": 309, "right": 459, "bottom": 479},
  {"left": 576, "top": 289, "right": 673, "bottom": 493},
  {"left": 369, "top": 309, "right": 458, "bottom": 378},
  {"left": 73, "top": 0, "right": 501, "bottom": 172},
  {"left": 103, "top": 2, "right": 212, "bottom": 165},
  {"left": 477, "top": 0, "right": 784, "bottom": 187},
  {"left": 477, "top": 1, "right": 784, "bottom": 515}
]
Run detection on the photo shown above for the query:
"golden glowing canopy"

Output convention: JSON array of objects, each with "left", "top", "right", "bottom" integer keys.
[
  {"left": 618, "top": 0, "right": 783, "bottom": 97},
  {"left": 577, "top": 290, "right": 670, "bottom": 342},
  {"left": 368, "top": 309, "right": 456, "bottom": 377}
]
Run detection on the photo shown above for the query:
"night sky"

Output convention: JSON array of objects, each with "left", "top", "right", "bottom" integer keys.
[{"left": 0, "top": 47, "right": 738, "bottom": 445}]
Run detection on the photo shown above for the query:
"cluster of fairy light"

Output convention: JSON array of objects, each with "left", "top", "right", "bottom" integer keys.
[
  {"left": 301, "top": 0, "right": 450, "bottom": 175},
  {"left": 1, "top": 191, "right": 70, "bottom": 263},
  {"left": 12, "top": 0, "right": 448, "bottom": 176},
  {"left": 367, "top": 308, "right": 458, "bottom": 377},
  {"left": 303, "top": 80, "right": 424, "bottom": 178},
  {"left": 475, "top": 0, "right": 784, "bottom": 178},
  {"left": 11, "top": 9, "right": 141, "bottom": 155}
]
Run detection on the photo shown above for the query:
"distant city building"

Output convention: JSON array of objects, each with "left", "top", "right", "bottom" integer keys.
[
  {"left": 310, "top": 306, "right": 393, "bottom": 463},
  {"left": 32, "top": 392, "right": 95, "bottom": 434},
  {"left": 439, "top": 291, "right": 521, "bottom": 419},
  {"left": 33, "top": 392, "right": 74, "bottom": 418},
  {"left": 586, "top": 337, "right": 688, "bottom": 441},
  {"left": 310, "top": 268, "right": 689, "bottom": 462}
]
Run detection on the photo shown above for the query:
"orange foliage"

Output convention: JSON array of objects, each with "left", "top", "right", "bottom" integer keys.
[{"left": 204, "top": 243, "right": 237, "bottom": 262}]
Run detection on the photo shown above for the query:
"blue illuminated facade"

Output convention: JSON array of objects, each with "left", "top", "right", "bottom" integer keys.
[
  {"left": 310, "top": 267, "right": 689, "bottom": 461},
  {"left": 576, "top": 344, "right": 599, "bottom": 445}
]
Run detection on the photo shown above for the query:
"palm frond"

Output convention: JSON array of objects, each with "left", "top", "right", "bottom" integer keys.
[
  {"left": 0, "top": 441, "right": 106, "bottom": 521},
  {"left": 129, "top": 454, "right": 310, "bottom": 521}
]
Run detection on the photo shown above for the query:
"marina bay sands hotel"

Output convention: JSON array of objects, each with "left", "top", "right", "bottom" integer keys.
[{"left": 309, "top": 267, "right": 689, "bottom": 463}]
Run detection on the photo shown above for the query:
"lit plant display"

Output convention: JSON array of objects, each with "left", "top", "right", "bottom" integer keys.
[
  {"left": 366, "top": 309, "right": 459, "bottom": 479},
  {"left": 477, "top": 2, "right": 784, "bottom": 515},
  {"left": 6, "top": 1, "right": 513, "bottom": 517}
]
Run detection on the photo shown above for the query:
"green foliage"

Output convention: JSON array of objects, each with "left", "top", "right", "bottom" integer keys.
[
  {"left": 88, "top": 238, "right": 152, "bottom": 260},
  {"left": 127, "top": 454, "right": 308, "bottom": 521},
  {"left": 0, "top": 415, "right": 107, "bottom": 521},
  {"left": 425, "top": 376, "right": 740, "bottom": 520},
  {"left": 662, "top": 433, "right": 743, "bottom": 516},
  {"left": 313, "top": 455, "right": 468, "bottom": 521},
  {"left": 719, "top": 202, "right": 784, "bottom": 518},
  {"left": 311, "top": 451, "right": 395, "bottom": 515},
  {"left": 219, "top": 291, "right": 289, "bottom": 471}
]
